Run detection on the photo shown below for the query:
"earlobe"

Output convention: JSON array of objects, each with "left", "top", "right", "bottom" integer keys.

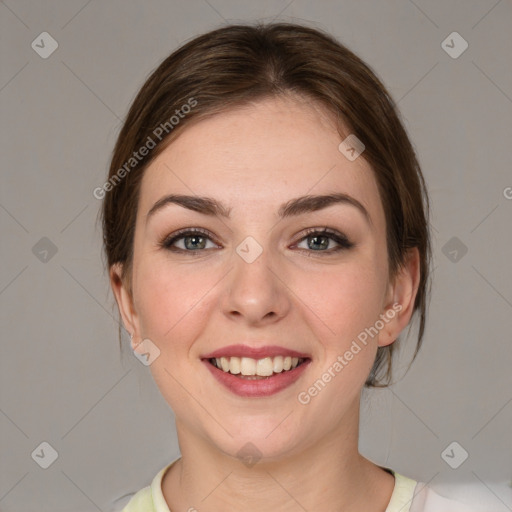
[
  {"left": 378, "top": 248, "right": 421, "bottom": 348},
  {"left": 377, "top": 305, "right": 402, "bottom": 348},
  {"left": 110, "top": 262, "right": 139, "bottom": 342}
]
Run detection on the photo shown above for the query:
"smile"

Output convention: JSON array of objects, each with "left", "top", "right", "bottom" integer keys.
[
  {"left": 201, "top": 345, "right": 312, "bottom": 397},
  {"left": 209, "top": 356, "right": 305, "bottom": 378}
]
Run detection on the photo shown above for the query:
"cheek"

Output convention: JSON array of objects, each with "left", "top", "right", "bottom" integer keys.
[
  {"left": 134, "top": 258, "right": 214, "bottom": 349},
  {"left": 133, "top": 260, "right": 218, "bottom": 409},
  {"left": 291, "top": 264, "right": 387, "bottom": 409},
  {"left": 293, "top": 259, "right": 387, "bottom": 344}
]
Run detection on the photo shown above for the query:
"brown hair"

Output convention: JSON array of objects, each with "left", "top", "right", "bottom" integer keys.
[{"left": 100, "top": 22, "right": 431, "bottom": 387}]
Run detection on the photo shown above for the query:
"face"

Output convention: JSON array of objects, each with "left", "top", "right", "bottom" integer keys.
[{"left": 112, "top": 95, "right": 416, "bottom": 461}]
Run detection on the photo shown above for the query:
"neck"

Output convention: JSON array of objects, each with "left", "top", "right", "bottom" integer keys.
[{"left": 162, "top": 400, "right": 394, "bottom": 512}]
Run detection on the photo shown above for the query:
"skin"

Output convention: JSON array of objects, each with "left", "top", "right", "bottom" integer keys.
[{"left": 111, "top": 95, "right": 420, "bottom": 511}]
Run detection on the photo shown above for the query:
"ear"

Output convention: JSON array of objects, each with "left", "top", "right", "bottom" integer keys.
[
  {"left": 110, "top": 262, "right": 140, "bottom": 351},
  {"left": 378, "top": 247, "right": 421, "bottom": 348}
]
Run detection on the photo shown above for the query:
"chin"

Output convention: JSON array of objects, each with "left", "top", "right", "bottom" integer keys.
[{"left": 203, "top": 416, "right": 308, "bottom": 464}]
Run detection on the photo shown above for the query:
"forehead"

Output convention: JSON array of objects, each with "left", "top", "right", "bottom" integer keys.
[{"left": 138, "top": 96, "right": 383, "bottom": 225}]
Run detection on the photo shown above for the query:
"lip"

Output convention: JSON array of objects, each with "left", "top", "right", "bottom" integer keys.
[
  {"left": 202, "top": 344, "right": 310, "bottom": 360},
  {"left": 202, "top": 357, "right": 311, "bottom": 398}
]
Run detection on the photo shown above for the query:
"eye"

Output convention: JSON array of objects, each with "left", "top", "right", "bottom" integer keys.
[
  {"left": 293, "top": 228, "right": 354, "bottom": 254},
  {"left": 160, "top": 228, "right": 219, "bottom": 252},
  {"left": 159, "top": 227, "right": 354, "bottom": 255}
]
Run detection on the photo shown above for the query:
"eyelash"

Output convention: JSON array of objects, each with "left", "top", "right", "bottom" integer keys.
[{"left": 159, "top": 227, "right": 354, "bottom": 256}]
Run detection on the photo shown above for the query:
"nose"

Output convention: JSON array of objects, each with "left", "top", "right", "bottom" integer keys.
[{"left": 222, "top": 242, "right": 291, "bottom": 327}]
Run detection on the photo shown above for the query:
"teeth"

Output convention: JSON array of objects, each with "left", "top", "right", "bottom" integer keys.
[
  {"left": 273, "top": 356, "right": 284, "bottom": 373},
  {"left": 220, "top": 357, "right": 230, "bottom": 372},
  {"left": 240, "top": 357, "right": 256, "bottom": 376},
  {"left": 256, "top": 357, "right": 274, "bottom": 377},
  {"left": 211, "top": 355, "right": 304, "bottom": 376},
  {"left": 229, "top": 356, "right": 241, "bottom": 374}
]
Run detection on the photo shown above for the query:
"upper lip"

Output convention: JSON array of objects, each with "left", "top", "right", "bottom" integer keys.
[{"left": 202, "top": 344, "right": 310, "bottom": 360}]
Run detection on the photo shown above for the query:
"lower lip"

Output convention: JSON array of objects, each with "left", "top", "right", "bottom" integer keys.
[{"left": 203, "top": 359, "right": 311, "bottom": 397}]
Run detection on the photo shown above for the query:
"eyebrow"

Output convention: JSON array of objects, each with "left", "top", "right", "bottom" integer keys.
[{"left": 146, "top": 193, "right": 371, "bottom": 225}]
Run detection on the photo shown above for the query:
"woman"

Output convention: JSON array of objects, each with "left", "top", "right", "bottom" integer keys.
[{"left": 101, "top": 22, "right": 476, "bottom": 512}]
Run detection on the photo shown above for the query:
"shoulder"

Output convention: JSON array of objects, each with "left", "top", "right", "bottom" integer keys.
[
  {"left": 385, "top": 470, "right": 481, "bottom": 512},
  {"left": 410, "top": 482, "right": 490, "bottom": 512},
  {"left": 122, "top": 460, "right": 178, "bottom": 512},
  {"left": 385, "top": 472, "right": 418, "bottom": 511},
  {"left": 122, "top": 485, "right": 154, "bottom": 512}
]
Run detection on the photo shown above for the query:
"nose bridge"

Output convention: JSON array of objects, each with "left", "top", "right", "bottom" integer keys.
[{"left": 223, "top": 235, "right": 289, "bottom": 324}]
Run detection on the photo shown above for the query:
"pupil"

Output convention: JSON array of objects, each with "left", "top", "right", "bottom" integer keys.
[
  {"left": 185, "top": 236, "right": 205, "bottom": 250},
  {"left": 309, "top": 235, "right": 328, "bottom": 250}
]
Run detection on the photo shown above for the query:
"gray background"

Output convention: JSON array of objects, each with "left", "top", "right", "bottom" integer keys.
[{"left": 1, "top": 1, "right": 511, "bottom": 511}]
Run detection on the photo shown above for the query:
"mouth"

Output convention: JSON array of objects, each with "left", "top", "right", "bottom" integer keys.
[
  {"left": 207, "top": 355, "right": 309, "bottom": 379},
  {"left": 201, "top": 346, "right": 312, "bottom": 397}
]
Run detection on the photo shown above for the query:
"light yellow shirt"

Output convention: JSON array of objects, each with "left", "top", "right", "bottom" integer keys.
[{"left": 123, "top": 459, "right": 476, "bottom": 512}]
